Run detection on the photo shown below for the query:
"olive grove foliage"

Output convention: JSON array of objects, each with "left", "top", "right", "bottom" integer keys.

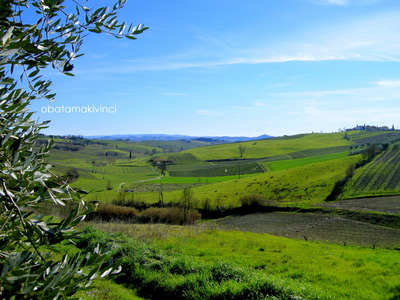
[{"left": 0, "top": 0, "right": 146, "bottom": 298}]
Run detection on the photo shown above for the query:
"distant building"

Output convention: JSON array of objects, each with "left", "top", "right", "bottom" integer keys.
[{"left": 347, "top": 124, "right": 394, "bottom": 132}]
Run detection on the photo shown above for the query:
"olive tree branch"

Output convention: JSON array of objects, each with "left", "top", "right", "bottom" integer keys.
[{"left": 1, "top": 180, "right": 45, "bottom": 261}]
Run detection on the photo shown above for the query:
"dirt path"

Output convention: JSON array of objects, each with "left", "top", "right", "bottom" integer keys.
[{"left": 134, "top": 176, "right": 162, "bottom": 183}]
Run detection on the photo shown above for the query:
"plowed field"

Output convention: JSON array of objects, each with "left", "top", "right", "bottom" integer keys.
[{"left": 215, "top": 212, "right": 400, "bottom": 248}]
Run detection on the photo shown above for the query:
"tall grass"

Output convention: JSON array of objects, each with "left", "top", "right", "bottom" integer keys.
[
  {"left": 150, "top": 227, "right": 400, "bottom": 300},
  {"left": 141, "top": 207, "right": 201, "bottom": 225},
  {"left": 78, "top": 225, "right": 400, "bottom": 300}
]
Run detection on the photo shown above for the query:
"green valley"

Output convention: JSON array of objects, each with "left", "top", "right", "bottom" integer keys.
[{"left": 39, "top": 129, "right": 400, "bottom": 299}]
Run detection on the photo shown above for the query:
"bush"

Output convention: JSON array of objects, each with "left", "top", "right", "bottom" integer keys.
[
  {"left": 106, "top": 180, "right": 113, "bottom": 190},
  {"left": 239, "top": 194, "right": 265, "bottom": 208},
  {"left": 91, "top": 204, "right": 139, "bottom": 222},
  {"left": 141, "top": 207, "right": 201, "bottom": 225},
  {"left": 112, "top": 198, "right": 149, "bottom": 209},
  {"left": 66, "top": 167, "right": 80, "bottom": 182}
]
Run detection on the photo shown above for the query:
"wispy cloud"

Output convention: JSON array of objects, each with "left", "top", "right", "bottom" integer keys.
[
  {"left": 234, "top": 101, "right": 268, "bottom": 110},
  {"left": 232, "top": 10, "right": 400, "bottom": 65},
  {"left": 196, "top": 109, "right": 222, "bottom": 116},
  {"left": 253, "top": 102, "right": 266, "bottom": 107},
  {"left": 76, "top": 7, "right": 400, "bottom": 75},
  {"left": 161, "top": 92, "right": 191, "bottom": 96},
  {"left": 266, "top": 79, "right": 400, "bottom": 103},
  {"left": 267, "top": 88, "right": 361, "bottom": 99},
  {"left": 310, "top": 0, "right": 384, "bottom": 5},
  {"left": 312, "top": 0, "right": 349, "bottom": 6},
  {"left": 374, "top": 80, "right": 400, "bottom": 88},
  {"left": 303, "top": 105, "right": 400, "bottom": 124},
  {"left": 133, "top": 11, "right": 399, "bottom": 71}
]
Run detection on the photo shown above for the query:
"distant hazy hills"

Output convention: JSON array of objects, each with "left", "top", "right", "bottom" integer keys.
[{"left": 84, "top": 134, "right": 273, "bottom": 142}]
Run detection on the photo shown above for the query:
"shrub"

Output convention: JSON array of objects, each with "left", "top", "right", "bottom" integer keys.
[
  {"left": 112, "top": 198, "right": 149, "bottom": 209},
  {"left": 239, "top": 194, "right": 265, "bottom": 208},
  {"left": 106, "top": 180, "right": 113, "bottom": 190},
  {"left": 141, "top": 207, "right": 201, "bottom": 225},
  {"left": 92, "top": 204, "right": 139, "bottom": 222},
  {"left": 66, "top": 167, "right": 80, "bottom": 182}
]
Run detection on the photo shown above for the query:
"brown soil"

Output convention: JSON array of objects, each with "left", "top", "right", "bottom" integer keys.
[{"left": 215, "top": 212, "right": 400, "bottom": 248}]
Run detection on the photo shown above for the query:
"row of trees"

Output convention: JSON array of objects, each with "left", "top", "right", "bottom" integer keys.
[{"left": 0, "top": 0, "right": 146, "bottom": 297}]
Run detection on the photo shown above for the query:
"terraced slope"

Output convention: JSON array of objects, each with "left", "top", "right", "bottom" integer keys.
[
  {"left": 167, "top": 161, "right": 265, "bottom": 177},
  {"left": 344, "top": 147, "right": 400, "bottom": 198},
  {"left": 92, "top": 165, "right": 156, "bottom": 174}
]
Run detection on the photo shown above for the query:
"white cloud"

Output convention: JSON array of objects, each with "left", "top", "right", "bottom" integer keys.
[
  {"left": 196, "top": 109, "right": 222, "bottom": 116},
  {"left": 311, "top": 0, "right": 384, "bottom": 5},
  {"left": 139, "top": 10, "right": 400, "bottom": 70},
  {"left": 161, "top": 92, "right": 191, "bottom": 96},
  {"left": 266, "top": 82, "right": 400, "bottom": 104},
  {"left": 303, "top": 105, "right": 400, "bottom": 124},
  {"left": 266, "top": 88, "right": 361, "bottom": 99},
  {"left": 330, "top": 0, "right": 349, "bottom": 4},
  {"left": 234, "top": 101, "right": 268, "bottom": 110},
  {"left": 321, "top": 0, "right": 349, "bottom": 5},
  {"left": 374, "top": 80, "right": 400, "bottom": 88},
  {"left": 237, "top": 10, "right": 400, "bottom": 65}
]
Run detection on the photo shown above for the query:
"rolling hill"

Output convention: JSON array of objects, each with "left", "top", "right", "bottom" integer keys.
[{"left": 42, "top": 130, "right": 400, "bottom": 206}]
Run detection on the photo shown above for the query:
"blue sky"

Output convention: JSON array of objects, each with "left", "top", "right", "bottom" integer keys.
[{"left": 31, "top": 0, "right": 400, "bottom": 137}]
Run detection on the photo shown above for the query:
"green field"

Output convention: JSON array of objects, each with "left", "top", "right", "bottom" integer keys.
[
  {"left": 179, "top": 132, "right": 355, "bottom": 160},
  {"left": 169, "top": 154, "right": 362, "bottom": 206},
  {"left": 264, "top": 151, "right": 349, "bottom": 171}
]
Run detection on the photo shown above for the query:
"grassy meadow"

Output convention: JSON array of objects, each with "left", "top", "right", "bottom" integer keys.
[
  {"left": 41, "top": 130, "right": 400, "bottom": 299},
  {"left": 81, "top": 223, "right": 400, "bottom": 300}
]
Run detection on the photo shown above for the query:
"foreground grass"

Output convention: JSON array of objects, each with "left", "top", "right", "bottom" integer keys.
[
  {"left": 77, "top": 279, "right": 144, "bottom": 300},
  {"left": 79, "top": 226, "right": 327, "bottom": 299},
  {"left": 88, "top": 223, "right": 400, "bottom": 300}
]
